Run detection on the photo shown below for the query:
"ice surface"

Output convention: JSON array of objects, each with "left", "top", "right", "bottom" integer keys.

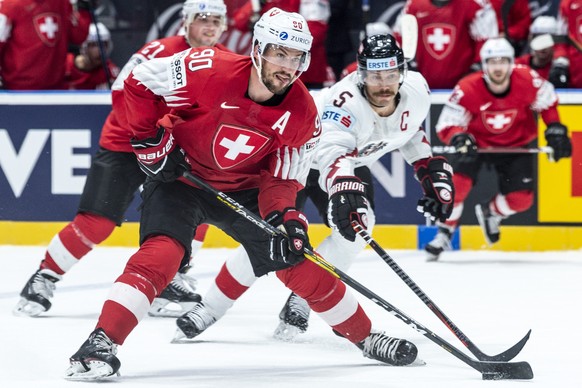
[{"left": 1, "top": 245, "right": 580, "bottom": 387}]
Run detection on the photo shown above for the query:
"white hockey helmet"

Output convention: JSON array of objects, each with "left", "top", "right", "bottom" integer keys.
[
  {"left": 480, "top": 38, "right": 514, "bottom": 83},
  {"left": 252, "top": 8, "right": 313, "bottom": 66},
  {"left": 366, "top": 22, "right": 391, "bottom": 37},
  {"left": 480, "top": 38, "right": 514, "bottom": 66},
  {"left": 529, "top": 16, "right": 557, "bottom": 51},
  {"left": 251, "top": 8, "right": 313, "bottom": 87},
  {"left": 182, "top": 0, "right": 227, "bottom": 28},
  {"left": 82, "top": 22, "right": 112, "bottom": 56}
]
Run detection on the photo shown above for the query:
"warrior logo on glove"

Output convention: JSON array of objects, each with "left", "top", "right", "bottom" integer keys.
[{"left": 414, "top": 157, "right": 455, "bottom": 222}]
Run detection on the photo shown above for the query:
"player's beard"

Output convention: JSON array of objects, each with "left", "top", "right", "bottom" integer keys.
[
  {"left": 488, "top": 70, "right": 510, "bottom": 85},
  {"left": 368, "top": 87, "right": 396, "bottom": 107},
  {"left": 261, "top": 67, "right": 294, "bottom": 95}
]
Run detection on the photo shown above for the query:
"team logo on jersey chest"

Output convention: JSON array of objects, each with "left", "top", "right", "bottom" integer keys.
[
  {"left": 212, "top": 125, "right": 271, "bottom": 169},
  {"left": 481, "top": 110, "right": 518, "bottom": 134},
  {"left": 422, "top": 24, "right": 455, "bottom": 59},
  {"left": 34, "top": 14, "right": 61, "bottom": 46}
]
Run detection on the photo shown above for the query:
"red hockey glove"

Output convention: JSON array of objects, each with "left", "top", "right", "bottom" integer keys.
[
  {"left": 266, "top": 209, "right": 311, "bottom": 265},
  {"left": 131, "top": 127, "right": 189, "bottom": 182},
  {"left": 415, "top": 157, "right": 454, "bottom": 222},
  {"left": 328, "top": 177, "right": 369, "bottom": 242}
]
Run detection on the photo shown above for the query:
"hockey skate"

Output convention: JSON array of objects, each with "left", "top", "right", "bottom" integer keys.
[
  {"left": 357, "top": 330, "right": 418, "bottom": 366},
  {"left": 13, "top": 268, "right": 61, "bottom": 317},
  {"left": 148, "top": 271, "right": 201, "bottom": 318},
  {"left": 174, "top": 302, "right": 217, "bottom": 341},
  {"left": 65, "top": 328, "right": 121, "bottom": 380},
  {"left": 273, "top": 292, "right": 310, "bottom": 341},
  {"left": 475, "top": 203, "right": 503, "bottom": 245},
  {"left": 424, "top": 227, "right": 453, "bottom": 261}
]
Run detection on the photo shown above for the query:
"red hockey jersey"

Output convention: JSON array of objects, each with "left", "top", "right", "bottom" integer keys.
[
  {"left": 436, "top": 65, "right": 560, "bottom": 147},
  {"left": 401, "top": 0, "right": 498, "bottom": 89},
  {"left": 0, "top": 0, "right": 90, "bottom": 90},
  {"left": 65, "top": 53, "right": 120, "bottom": 90},
  {"left": 124, "top": 47, "right": 320, "bottom": 216}
]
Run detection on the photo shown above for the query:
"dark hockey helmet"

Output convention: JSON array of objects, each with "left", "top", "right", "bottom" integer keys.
[{"left": 357, "top": 34, "right": 407, "bottom": 88}]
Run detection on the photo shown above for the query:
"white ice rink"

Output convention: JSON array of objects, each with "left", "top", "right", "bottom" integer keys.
[{"left": 1, "top": 245, "right": 581, "bottom": 388}]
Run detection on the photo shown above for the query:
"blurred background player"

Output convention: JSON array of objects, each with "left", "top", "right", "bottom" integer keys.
[
  {"left": 0, "top": 0, "right": 91, "bottom": 89},
  {"left": 425, "top": 37, "right": 572, "bottom": 261},
  {"left": 13, "top": 0, "right": 228, "bottom": 319},
  {"left": 490, "top": 0, "right": 531, "bottom": 56},
  {"left": 232, "top": 0, "right": 334, "bottom": 89},
  {"left": 515, "top": 16, "right": 569, "bottom": 88},
  {"left": 65, "top": 22, "right": 120, "bottom": 90},
  {"left": 394, "top": 0, "right": 498, "bottom": 89},
  {"left": 554, "top": 0, "right": 582, "bottom": 88}
]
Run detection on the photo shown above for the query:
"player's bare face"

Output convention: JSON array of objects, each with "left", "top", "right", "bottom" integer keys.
[
  {"left": 485, "top": 58, "right": 511, "bottom": 85},
  {"left": 260, "top": 46, "right": 306, "bottom": 95},
  {"left": 187, "top": 14, "right": 224, "bottom": 48},
  {"left": 85, "top": 42, "right": 106, "bottom": 67},
  {"left": 533, "top": 47, "right": 553, "bottom": 66}
]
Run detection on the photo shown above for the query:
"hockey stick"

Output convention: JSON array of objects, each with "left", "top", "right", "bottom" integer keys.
[
  {"left": 181, "top": 171, "right": 533, "bottom": 380},
  {"left": 400, "top": 14, "right": 418, "bottom": 61},
  {"left": 352, "top": 222, "right": 531, "bottom": 362},
  {"left": 85, "top": 2, "right": 112, "bottom": 89},
  {"left": 432, "top": 145, "right": 553, "bottom": 154}
]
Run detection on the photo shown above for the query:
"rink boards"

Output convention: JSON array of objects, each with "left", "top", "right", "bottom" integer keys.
[{"left": 0, "top": 90, "right": 581, "bottom": 251}]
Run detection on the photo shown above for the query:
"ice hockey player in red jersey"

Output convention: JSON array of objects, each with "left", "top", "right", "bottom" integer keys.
[
  {"left": 168, "top": 34, "right": 454, "bottom": 342},
  {"left": 555, "top": 0, "right": 582, "bottom": 88},
  {"left": 13, "top": 0, "right": 228, "bottom": 319},
  {"left": 64, "top": 9, "right": 419, "bottom": 380},
  {"left": 396, "top": 0, "right": 498, "bottom": 89},
  {"left": 0, "top": 0, "right": 91, "bottom": 89},
  {"left": 65, "top": 22, "right": 120, "bottom": 90},
  {"left": 425, "top": 37, "right": 572, "bottom": 261}
]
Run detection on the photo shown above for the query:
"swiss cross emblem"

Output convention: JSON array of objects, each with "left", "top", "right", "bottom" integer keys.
[
  {"left": 34, "top": 14, "right": 61, "bottom": 46},
  {"left": 481, "top": 110, "right": 518, "bottom": 134},
  {"left": 212, "top": 125, "right": 271, "bottom": 169},
  {"left": 422, "top": 24, "right": 455, "bottom": 59}
]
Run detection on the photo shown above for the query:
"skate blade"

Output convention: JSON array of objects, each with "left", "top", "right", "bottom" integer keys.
[
  {"left": 273, "top": 321, "right": 303, "bottom": 342},
  {"left": 13, "top": 298, "right": 46, "bottom": 317},
  {"left": 170, "top": 328, "right": 197, "bottom": 344},
  {"left": 64, "top": 361, "right": 119, "bottom": 380},
  {"left": 425, "top": 253, "right": 440, "bottom": 262},
  {"left": 148, "top": 300, "right": 197, "bottom": 318}
]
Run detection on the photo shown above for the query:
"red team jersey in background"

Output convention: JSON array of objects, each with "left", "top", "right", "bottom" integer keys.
[
  {"left": 559, "top": 0, "right": 582, "bottom": 87},
  {"left": 124, "top": 48, "right": 320, "bottom": 216},
  {"left": 0, "top": 0, "right": 90, "bottom": 89},
  {"left": 437, "top": 66, "right": 560, "bottom": 147},
  {"left": 402, "top": 0, "right": 497, "bottom": 89},
  {"left": 64, "top": 53, "right": 120, "bottom": 90},
  {"left": 514, "top": 54, "right": 551, "bottom": 80},
  {"left": 490, "top": 0, "right": 531, "bottom": 43}
]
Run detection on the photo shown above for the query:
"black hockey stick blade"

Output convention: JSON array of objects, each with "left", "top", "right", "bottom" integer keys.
[
  {"left": 476, "top": 360, "right": 534, "bottom": 380},
  {"left": 352, "top": 221, "right": 532, "bottom": 362},
  {"left": 181, "top": 172, "right": 534, "bottom": 380},
  {"left": 470, "top": 329, "right": 531, "bottom": 362}
]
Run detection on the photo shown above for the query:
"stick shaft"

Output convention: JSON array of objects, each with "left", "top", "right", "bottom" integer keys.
[{"left": 181, "top": 171, "right": 532, "bottom": 379}]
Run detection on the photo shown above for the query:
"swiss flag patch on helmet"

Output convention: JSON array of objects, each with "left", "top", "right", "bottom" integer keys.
[
  {"left": 34, "top": 14, "right": 61, "bottom": 47},
  {"left": 212, "top": 125, "right": 271, "bottom": 169}
]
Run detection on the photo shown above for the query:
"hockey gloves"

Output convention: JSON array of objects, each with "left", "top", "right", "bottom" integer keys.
[
  {"left": 131, "top": 127, "right": 189, "bottom": 182},
  {"left": 545, "top": 122, "right": 572, "bottom": 162},
  {"left": 328, "top": 177, "right": 369, "bottom": 242},
  {"left": 548, "top": 58, "right": 569, "bottom": 88},
  {"left": 415, "top": 157, "right": 454, "bottom": 223},
  {"left": 450, "top": 133, "right": 478, "bottom": 163},
  {"left": 267, "top": 209, "right": 311, "bottom": 265}
]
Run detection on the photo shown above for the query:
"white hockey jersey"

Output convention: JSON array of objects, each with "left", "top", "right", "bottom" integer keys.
[{"left": 315, "top": 71, "right": 432, "bottom": 192}]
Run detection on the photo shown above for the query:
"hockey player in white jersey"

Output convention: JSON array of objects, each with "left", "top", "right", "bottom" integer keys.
[{"left": 174, "top": 34, "right": 455, "bottom": 342}]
